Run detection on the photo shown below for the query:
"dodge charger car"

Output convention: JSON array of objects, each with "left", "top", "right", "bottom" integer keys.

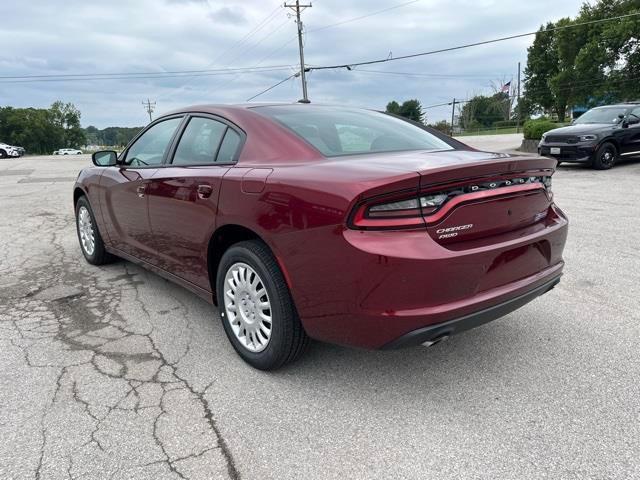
[
  {"left": 74, "top": 104, "right": 568, "bottom": 370},
  {"left": 538, "top": 102, "right": 640, "bottom": 169}
]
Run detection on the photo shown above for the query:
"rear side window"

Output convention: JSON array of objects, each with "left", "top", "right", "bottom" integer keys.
[
  {"left": 255, "top": 105, "right": 453, "bottom": 157},
  {"left": 173, "top": 117, "right": 227, "bottom": 165},
  {"left": 216, "top": 129, "right": 241, "bottom": 163}
]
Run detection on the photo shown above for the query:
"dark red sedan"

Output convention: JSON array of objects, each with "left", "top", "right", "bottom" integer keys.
[{"left": 74, "top": 104, "right": 568, "bottom": 370}]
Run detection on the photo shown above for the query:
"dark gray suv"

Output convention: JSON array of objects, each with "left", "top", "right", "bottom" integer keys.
[{"left": 538, "top": 102, "right": 640, "bottom": 169}]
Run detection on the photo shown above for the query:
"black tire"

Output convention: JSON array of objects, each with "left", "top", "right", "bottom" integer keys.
[
  {"left": 75, "top": 196, "right": 116, "bottom": 265},
  {"left": 592, "top": 142, "right": 617, "bottom": 170},
  {"left": 216, "top": 240, "right": 309, "bottom": 370},
  {"left": 0, "top": 150, "right": 6, "bottom": 159}
]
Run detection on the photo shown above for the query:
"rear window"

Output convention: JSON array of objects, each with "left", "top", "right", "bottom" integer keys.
[{"left": 255, "top": 105, "right": 453, "bottom": 157}]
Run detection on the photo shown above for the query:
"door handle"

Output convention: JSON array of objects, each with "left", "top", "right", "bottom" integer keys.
[
  {"left": 136, "top": 185, "right": 146, "bottom": 198},
  {"left": 197, "top": 184, "right": 213, "bottom": 199}
]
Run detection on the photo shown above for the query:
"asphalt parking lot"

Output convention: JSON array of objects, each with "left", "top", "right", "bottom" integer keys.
[{"left": 1, "top": 152, "right": 639, "bottom": 480}]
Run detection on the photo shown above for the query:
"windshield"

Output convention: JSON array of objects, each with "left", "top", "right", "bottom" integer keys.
[
  {"left": 255, "top": 105, "right": 453, "bottom": 157},
  {"left": 575, "top": 107, "right": 627, "bottom": 124}
]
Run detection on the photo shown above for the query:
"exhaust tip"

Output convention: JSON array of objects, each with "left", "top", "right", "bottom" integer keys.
[{"left": 421, "top": 334, "right": 450, "bottom": 347}]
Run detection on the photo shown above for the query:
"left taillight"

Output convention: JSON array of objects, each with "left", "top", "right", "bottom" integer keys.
[{"left": 350, "top": 192, "right": 449, "bottom": 230}]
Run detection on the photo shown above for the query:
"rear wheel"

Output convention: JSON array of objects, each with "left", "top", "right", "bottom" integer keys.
[
  {"left": 0, "top": 150, "right": 6, "bottom": 159},
  {"left": 216, "top": 240, "right": 308, "bottom": 370},
  {"left": 592, "top": 142, "right": 617, "bottom": 170},
  {"left": 75, "top": 196, "right": 115, "bottom": 265}
]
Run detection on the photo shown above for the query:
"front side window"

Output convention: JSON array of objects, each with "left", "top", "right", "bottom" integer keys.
[
  {"left": 173, "top": 117, "right": 227, "bottom": 165},
  {"left": 124, "top": 117, "right": 182, "bottom": 166},
  {"left": 255, "top": 105, "right": 453, "bottom": 157}
]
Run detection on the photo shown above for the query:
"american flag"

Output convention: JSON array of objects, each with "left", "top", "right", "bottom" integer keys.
[{"left": 501, "top": 81, "right": 511, "bottom": 93}]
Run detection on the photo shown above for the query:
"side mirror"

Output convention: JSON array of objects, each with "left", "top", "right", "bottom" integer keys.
[
  {"left": 92, "top": 150, "right": 117, "bottom": 166},
  {"left": 627, "top": 117, "right": 640, "bottom": 127}
]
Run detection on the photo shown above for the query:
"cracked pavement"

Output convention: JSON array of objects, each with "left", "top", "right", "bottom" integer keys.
[{"left": 1, "top": 154, "right": 639, "bottom": 479}]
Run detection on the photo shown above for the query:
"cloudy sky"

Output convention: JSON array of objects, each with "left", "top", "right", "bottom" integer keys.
[{"left": 2, "top": 0, "right": 588, "bottom": 128}]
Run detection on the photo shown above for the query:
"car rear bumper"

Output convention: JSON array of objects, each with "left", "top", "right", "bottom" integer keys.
[
  {"left": 278, "top": 204, "right": 568, "bottom": 349},
  {"left": 381, "top": 274, "right": 561, "bottom": 349}
]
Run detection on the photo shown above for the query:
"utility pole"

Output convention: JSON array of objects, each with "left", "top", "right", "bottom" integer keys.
[
  {"left": 450, "top": 98, "right": 456, "bottom": 135},
  {"left": 516, "top": 62, "right": 521, "bottom": 134},
  {"left": 284, "top": 0, "right": 312, "bottom": 103},
  {"left": 142, "top": 99, "right": 156, "bottom": 122}
]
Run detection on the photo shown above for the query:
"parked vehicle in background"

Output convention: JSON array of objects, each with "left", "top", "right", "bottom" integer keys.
[
  {"left": 0, "top": 142, "right": 24, "bottom": 158},
  {"left": 74, "top": 104, "right": 568, "bottom": 370},
  {"left": 54, "top": 148, "right": 83, "bottom": 155},
  {"left": 538, "top": 102, "right": 640, "bottom": 169}
]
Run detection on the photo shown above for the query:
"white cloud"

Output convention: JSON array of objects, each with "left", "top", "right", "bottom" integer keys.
[{"left": 1, "top": 0, "right": 585, "bottom": 127}]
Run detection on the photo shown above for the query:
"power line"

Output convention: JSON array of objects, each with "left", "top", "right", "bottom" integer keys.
[
  {"left": 245, "top": 11, "right": 640, "bottom": 100},
  {"left": 200, "top": 19, "right": 295, "bottom": 100},
  {"left": 306, "top": 0, "right": 420, "bottom": 33},
  {"left": 0, "top": 67, "right": 296, "bottom": 84},
  {"left": 246, "top": 72, "right": 299, "bottom": 101},
  {"left": 306, "top": 12, "right": 640, "bottom": 72},
  {"left": 209, "top": 4, "right": 284, "bottom": 66},
  {"left": 156, "top": 3, "right": 287, "bottom": 101},
  {"left": 0, "top": 64, "right": 294, "bottom": 80},
  {"left": 351, "top": 68, "right": 510, "bottom": 79}
]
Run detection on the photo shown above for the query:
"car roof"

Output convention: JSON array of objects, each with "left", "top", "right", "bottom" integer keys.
[{"left": 162, "top": 102, "right": 381, "bottom": 116}]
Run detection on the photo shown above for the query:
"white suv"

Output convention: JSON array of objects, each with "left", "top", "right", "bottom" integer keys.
[
  {"left": 53, "top": 148, "right": 83, "bottom": 155},
  {"left": 0, "top": 142, "right": 22, "bottom": 158}
]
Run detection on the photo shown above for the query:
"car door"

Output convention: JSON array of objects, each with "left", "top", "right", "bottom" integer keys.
[
  {"left": 621, "top": 106, "right": 640, "bottom": 158},
  {"left": 99, "top": 116, "right": 184, "bottom": 263},
  {"left": 146, "top": 114, "right": 243, "bottom": 290}
]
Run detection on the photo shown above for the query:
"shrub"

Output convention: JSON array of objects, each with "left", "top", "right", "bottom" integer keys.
[{"left": 523, "top": 119, "right": 557, "bottom": 140}]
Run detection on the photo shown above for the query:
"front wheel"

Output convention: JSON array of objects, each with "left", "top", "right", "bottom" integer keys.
[
  {"left": 75, "top": 196, "right": 115, "bottom": 265},
  {"left": 592, "top": 142, "right": 617, "bottom": 170},
  {"left": 216, "top": 240, "right": 309, "bottom": 370},
  {"left": 0, "top": 150, "right": 6, "bottom": 159}
]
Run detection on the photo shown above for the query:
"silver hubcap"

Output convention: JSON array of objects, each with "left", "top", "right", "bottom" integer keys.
[
  {"left": 78, "top": 206, "right": 95, "bottom": 256},
  {"left": 603, "top": 151, "right": 613, "bottom": 164},
  {"left": 224, "top": 262, "right": 272, "bottom": 353}
]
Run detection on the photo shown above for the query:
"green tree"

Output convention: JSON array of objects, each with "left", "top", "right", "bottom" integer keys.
[
  {"left": 385, "top": 100, "right": 401, "bottom": 115},
  {"left": 386, "top": 99, "right": 424, "bottom": 123},
  {"left": 50, "top": 101, "right": 86, "bottom": 147},
  {"left": 523, "top": 23, "right": 559, "bottom": 116},
  {"left": 458, "top": 94, "right": 505, "bottom": 129},
  {"left": 523, "top": 0, "right": 640, "bottom": 120},
  {"left": 399, "top": 99, "right": 424, "bottom": 123}
]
